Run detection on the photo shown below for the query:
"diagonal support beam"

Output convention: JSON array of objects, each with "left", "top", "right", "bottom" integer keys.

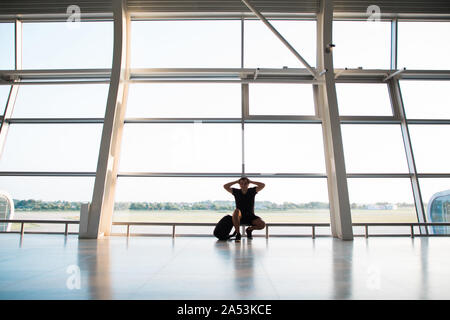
[
  {"left": 79, "top": 0, "right": 130, "bottom": 239},
  {"left": 241, "top": 0, "right": 317, "bottom": 78},
  {"left": 316, "top": 0, "right": 353, "bottom": 240}
]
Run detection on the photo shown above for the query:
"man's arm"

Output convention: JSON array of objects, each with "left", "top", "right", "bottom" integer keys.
[
  {"left": 223, "top": 180, "right": 239, "bottom": 194},
  {"left": 249, "top": 180, "right": 265, "bottom": 193}
]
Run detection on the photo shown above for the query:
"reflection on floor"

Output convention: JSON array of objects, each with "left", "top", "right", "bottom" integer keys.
[{"left": 0, "top": 234, "right": 450, "bottom": 300}]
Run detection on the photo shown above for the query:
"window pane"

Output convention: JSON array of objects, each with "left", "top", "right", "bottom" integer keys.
[
  {"left": 119, "top": 123, "right": 241, "bottom": 172},
  {"left": 0, "top": 177, "right": 94, "bottom": 202},
  {"left": 114, "top": 177, "right": 329, "bottom": 225},
  {"left": 0, "top": 23, "right": 14, "bottom": 70},
  {"left": 336, "top": 83, "right": 392, "bottom": 116},
  {"left": 0, "top": 124, "right": 102, "bottom": 171},
  {"left": 341, "top": 124, "right": 408, "bottom": 173},
  {"left": 0, "top": 177, "right": 93, "bottom": 232},
  {"left": 400, "top": 81, "right": 450, "bottom": 119},
  {"left": 249, "top": 84, "right": 315, "bottom": 115},
  {"left": 0, "top": 86, "right": 10, "bottom": 115},
  {"left": 244, "top": 20, "right": 316, "bottom": 68},
  {"left": 131, "top": 20, "right": 240, "bottom": 68},
  {"left": 22, "top": 22, "right": 113, "bottom": 69},
  {"left": 398, "top": 22, "right": 450, "bottom": 70},
  {"left": 13, "top": 84, "right": 109, "bottom": 118},
  {"left": 409, "top": 125, "right": 450, "bottom": 173},
  {"left": 245, "top": 124, "right": 326, "bottom": 173},
  {"left": 348, "top": 178, "right": 416, "bottom": 223},
  {"left": 333, "top": 21, "right": 391, "bottom": 69},
  {"left": 420, "top": 178, "right": 450, "bottom": 234},
  {"left": 126, "top": 83, "right": 241, "bottom": 118}
]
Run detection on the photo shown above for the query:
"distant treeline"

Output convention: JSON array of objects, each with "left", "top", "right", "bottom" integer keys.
[
  {"left": 13, "top": 199, "right": 414, "bottom": 212},
  {"left": 121, "top": 200, "right": 330, "bottom": 211}
]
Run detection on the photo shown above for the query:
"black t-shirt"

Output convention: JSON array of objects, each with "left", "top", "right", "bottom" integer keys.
[{"left": 232, "top": 187, "right": 257, "bottom": 216}]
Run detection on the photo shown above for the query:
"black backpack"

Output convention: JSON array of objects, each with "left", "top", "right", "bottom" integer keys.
[{"left": 213, "top": 215, "right": 236, "bottom": 240}]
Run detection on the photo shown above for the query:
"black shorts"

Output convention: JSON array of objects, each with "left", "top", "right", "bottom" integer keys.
[{"left": 240, "top": 213, "right": 261, "bottom": 225}]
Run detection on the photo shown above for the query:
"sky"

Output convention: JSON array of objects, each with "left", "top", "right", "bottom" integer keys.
[{"left": 0, "top": 18, "right": 449, "bottom": 207}]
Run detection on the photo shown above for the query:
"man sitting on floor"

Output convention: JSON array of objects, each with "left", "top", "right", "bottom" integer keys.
[{"left": 223, "top": 177, "right": 266, "bottom": 242}]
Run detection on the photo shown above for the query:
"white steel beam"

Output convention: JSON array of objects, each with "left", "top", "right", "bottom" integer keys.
[
  {"left": 240, "top": 0, "right": 317, "bottom": 78},
  {"left": 389, "top": 79, "right": 428, "bottom": 235},
  {"left": 79, "top": 0, "right": 130, "bottom": 239},
  {"left": 316, "top": 0, "right": 353, "bottom": 240}
]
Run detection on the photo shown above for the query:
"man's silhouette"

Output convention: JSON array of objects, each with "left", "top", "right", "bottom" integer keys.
[{"left": 224, "top": 177, "right": 266, "bottom": 242}]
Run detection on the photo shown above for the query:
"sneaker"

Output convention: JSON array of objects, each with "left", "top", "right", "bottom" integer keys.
[
  {"left": 246, "top": 228, "right": 253, "bottom": 240},
  {"left": 235, "top": 233, "right": 241, "bottom": 242}
]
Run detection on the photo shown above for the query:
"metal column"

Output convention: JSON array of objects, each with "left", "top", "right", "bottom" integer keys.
[
  {"left": 389, "top": 79, "right": 428, "bottom": 234},
  {"left": 316, "top": 0, "right": 353, "bottom": 240},
  {"left": 80, "top": 0, "right": 130, "bottom": 239}
]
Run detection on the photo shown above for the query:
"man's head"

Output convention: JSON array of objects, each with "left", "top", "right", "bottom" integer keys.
[{"left": 238, "top": 177, "right": 250, "bottom": 191}]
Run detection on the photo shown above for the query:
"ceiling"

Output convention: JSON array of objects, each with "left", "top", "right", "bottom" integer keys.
[{"left": 0, "top": 0, "right": 449, "bottom": 16}]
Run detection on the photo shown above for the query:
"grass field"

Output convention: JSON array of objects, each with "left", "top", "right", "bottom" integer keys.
[
  {"left": 7, "top": 208, "right": 418, "bottom": 230},
  {"left": 4, "top": 208, "right": 418, "bottom": 235},
  {"left": 1, "top": 205, "right": 419, "bottom": 235},
  {"left": 112, "top": 208, "right": 417, "bottom": 223}
]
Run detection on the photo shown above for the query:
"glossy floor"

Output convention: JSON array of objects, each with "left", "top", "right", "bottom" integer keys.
[{"left": 1, "top": 234, "right": 450, "bottom": 300}]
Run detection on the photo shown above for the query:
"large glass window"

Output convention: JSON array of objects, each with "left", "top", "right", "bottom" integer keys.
[
  {"left": 244, "top": 20, "right": 316, "bottom": 68},
  {"left": 119, "top": 123, "right": 241, "bottom": 173},
  {"left": 0, "top": 124, "right": 102, "bottom": 172},
  {"left": 0, "top": 23, "right": 14, "bottom": 70},
  {"left": 0, "top": 176, "right": 94, "bottom": 203},
  {"left": 245, "top": 124, "right": 326, "bottom": 174},
  {"left": 22, "top": 22, "right": 113, "bottom": 69},
  {"left": 336, "top": 83, "right": 392, "bottom": 116},
  {"left": 398, "top": 22, "right": 450, "bottom": 70},
  {"left": 333, "top": 21, "right": 391, "bottom": 69},
  {"left": 249, "top": 84, "right": 315, "bottom": 116},
  {"left": 12, "top": 84, "right": 109, "bottom": 118},
  {"left": 131, "top": 20, "right": 241, "bottom": 68},
  {"left": 341, "top": 124, "right": 409, "bottom": 173},
  {"left": 347, "top": 178, "right": 416, "bottom": 223},
  {"left": 126, "top": 83, "right": 241, "bottom": 118},
  {"left": 400, "top": 81, "right": 450, "bottom": 119},
  {"left": 113, "top": 177, "right": 330, "bottom": 227},
  {"left": 408, "top": 125, "right": 450, "bottom": 173},
  {"left": 0, "top": 176, "right": 94, "bottom": 232}
]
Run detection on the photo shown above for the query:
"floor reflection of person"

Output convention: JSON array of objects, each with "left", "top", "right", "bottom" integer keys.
[{"left": 223, "top": 177, "right": 266, "bottom": 242}]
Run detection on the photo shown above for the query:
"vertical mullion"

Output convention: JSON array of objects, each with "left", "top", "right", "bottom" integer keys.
[
  {"left": 242, "top": 84, "right": 248, "bottom": 176},
  {"left": 241, "top": 17, "right": 246, "bottom": 176},
  {"left": 15, "top": 19, "right": 22, "bottom": 70},
  {"left": 390, "top": 18, "right": 398, "bottom": 71},
  {"left": 241, "top": 16, "right": 244, "bottom": 69}
]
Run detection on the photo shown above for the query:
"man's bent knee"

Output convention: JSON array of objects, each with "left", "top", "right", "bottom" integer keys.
[
  {"left": 259, "top": 220, "right": 266, "bottom": 229},
  {"left": 252, "top": 218, "right": 265, "bottom": 230}
]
